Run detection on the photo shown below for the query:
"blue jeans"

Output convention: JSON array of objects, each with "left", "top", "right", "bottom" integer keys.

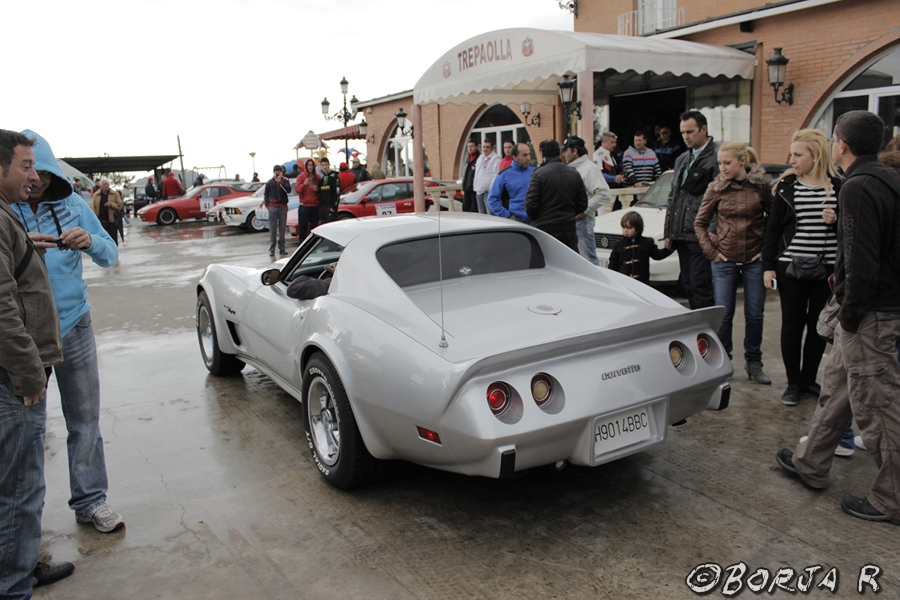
[
  {"left": 711, "top": 259, "right": 766, "bottom": 362},
  {"left": 475, "top": 192, "right": 494, "bottom": 215},
  {"left": 0, "top": 380, "right": 46, "bottom": 600},
  {"left": 268, "top": 205, "right": 287, "bottom": 254},
  {"left": 576, "top": 214, "right": 599, "bottom": 265},
  {"left": 56, "top": 312, "right": 109, "bottom": 517}
]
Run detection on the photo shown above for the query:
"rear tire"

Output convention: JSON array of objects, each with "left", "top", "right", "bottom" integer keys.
[
  {"left": 247, "top": 211, "right": 265, "bottom": 232},
  {"left": 157, "top": 208, "right": 177, "bottom": 226},
  {"left": 196, "top": 291, "right": 244, "bottom": 376},
  {"left": 302, "top": 352, "right": 381, "bottom": 489}
]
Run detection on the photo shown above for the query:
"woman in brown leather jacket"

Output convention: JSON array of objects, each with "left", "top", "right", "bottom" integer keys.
[{"left": 695, "top": 141, "right": 774, "bottom": 384}]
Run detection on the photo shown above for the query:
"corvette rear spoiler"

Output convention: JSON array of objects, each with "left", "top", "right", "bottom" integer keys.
[{"left": 461, "top": 305, "right": 725, "bottom": 379}]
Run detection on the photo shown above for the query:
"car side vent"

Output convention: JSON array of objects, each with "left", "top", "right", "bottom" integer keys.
[{"left": 226, "top": 321, "right": 242, "bottom": 346}]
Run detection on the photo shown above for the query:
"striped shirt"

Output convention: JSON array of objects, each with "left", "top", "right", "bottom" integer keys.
[
  {"left": 779, "top": 181, "right": 838, "bottom": 265},
  {"left": 622, "top": 146, "right": 661, "bottom": 185}
]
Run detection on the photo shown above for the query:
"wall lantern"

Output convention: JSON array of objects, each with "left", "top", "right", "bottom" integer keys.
[
  {"left": 519, "top": 102, "right": 541, "bottom": 127},
  {"left": 395, "top": 108, "right": 412, "bottom": 136},
  {"left": 557, "top": 74, "right": 582, "bottom": 133},
  {"left": 766, "top": 47, "right": 794, "bottom": 106}
]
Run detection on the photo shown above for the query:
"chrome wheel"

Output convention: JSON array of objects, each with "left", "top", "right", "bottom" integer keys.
[
  {"left": 308, "top": 375, "right": 341, "bottom": 467},
  {"left": 197, "top": 304, "right": 214, "bottom": 366},
  {"left": 248, "top": 212, "right": 265, "bottom": 232}
]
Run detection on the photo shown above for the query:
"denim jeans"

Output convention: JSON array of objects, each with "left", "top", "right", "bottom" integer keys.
[
  {"left": 0, "top": 380, "right": 46, "bottom": 600},
  {"left": 475, "top": 192, "right": 494, "bottom": 215},
  {"left": 297, "top": 205, "right": 319, "bottom": 243},
  {"left": 711, "top": 259, "right": 766, "bottom": 362},
  {"left": 575, "top": 214, "right": 599, "bottom": 265},
  {"left": 56, "top": 312, "right": 109, "bottom": 517},
  {"left": 268, "top": 205, "right": 287, "bottom": 254}
]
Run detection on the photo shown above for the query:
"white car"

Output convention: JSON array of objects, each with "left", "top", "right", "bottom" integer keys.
[
  {"left": 218, "top": 186, "right": 267, "bottom": 232},
  {"left": 196, "top": 214, "right": 733, "bottom": 489},
  {"left": 594, "top": 171, "right": 679, "bottom": 283}
]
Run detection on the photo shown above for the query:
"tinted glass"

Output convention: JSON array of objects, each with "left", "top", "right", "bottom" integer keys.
[
  {"left": 377, "top": 231, "right": 545, "bottom": 288},
  {"left": 285, "top": 237, "right": 344, "bottom": 282}
]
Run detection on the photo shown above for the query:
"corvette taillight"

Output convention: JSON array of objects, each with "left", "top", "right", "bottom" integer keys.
[
  {"left": 669, "top": 342, "right": 685, "bottom": 370},
  {"left": 531, "top": 373, "right": 552, "bottom": 406},
  {"left": 697, "top": 334, "right": 711, "bottom": 359},
  {"left": 487, "top": 382, "right": 510, "bottom": 416}
]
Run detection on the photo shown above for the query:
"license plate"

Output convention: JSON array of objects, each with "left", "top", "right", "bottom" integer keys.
[
  {"left": 207, "top": 214, "right": 218, "bottom": 222},
  {"left": 592, "top": 406, "right": 653, "bottom": 457}
]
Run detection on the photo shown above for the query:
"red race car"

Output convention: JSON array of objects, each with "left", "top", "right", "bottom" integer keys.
[
  {"left": 286, "top": 178, "right": 439, "bottom": 237},
  {"left": 137, "top": 183, "right": 254, "bottom": 225}
]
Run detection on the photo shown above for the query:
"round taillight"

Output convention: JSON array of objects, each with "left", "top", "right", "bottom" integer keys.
[
  {"left": 531, "top": 373, "right": 552, "bottom": 406},
  {"left": 487, "top": 382, "right": 510, "bottom": 416},
  {"left": 669, "top": 342, "right": 684, "bottom": 369},
  {"left": 697, "top": 334, "right": 710, "bottom": 359}
]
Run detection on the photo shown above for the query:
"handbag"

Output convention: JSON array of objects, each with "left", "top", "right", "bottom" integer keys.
[
  {"left": 786, "top": 252, "right": 827, "bottom": 280},
  {"left": 816, "top": 294, "right": 840, "bottom": 344}
]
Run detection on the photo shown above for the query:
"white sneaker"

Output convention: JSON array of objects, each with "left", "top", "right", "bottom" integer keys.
[
  {"left": 799, "top": 435, "right": 854, "bottom": 457},
  {"left": 854, "top": 435, "right": 867, "bottom": 451},
  {"left": 76, "top": 503, "right": 124, "bottom": 533}
]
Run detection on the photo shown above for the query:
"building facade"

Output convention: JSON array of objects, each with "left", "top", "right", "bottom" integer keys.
[{"left": 359, "top": 0, "right": 899, "bottom": 186}]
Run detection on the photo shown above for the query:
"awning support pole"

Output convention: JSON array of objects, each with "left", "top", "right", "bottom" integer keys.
[
  {"left": 577, "top": 70, "right": 594, "bottom": 159},
  {"left": 412, "top": 104, "right": 426, "bottom": 213}
]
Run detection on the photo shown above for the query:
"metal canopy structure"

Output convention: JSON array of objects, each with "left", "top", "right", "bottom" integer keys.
[
  {"left": 60, "top": 155, "right": 180, "bottom": 175},
  {"left": 319, "top": 124, "right": 363, "bottom": 141}
]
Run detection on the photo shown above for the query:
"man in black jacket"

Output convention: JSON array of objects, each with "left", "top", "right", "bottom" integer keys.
[
  {"left": 264, "top": 165, "right": 291, "bottom": 256},
  {"left": 777, "top": 110, "right": 900, "bottom": 526},
  {"left": 525, "top": 139, "right": 587, "bottom": 251},
  {"left": 664, "top": 111, "right": 719, "bottom": 309},
  {"left": 317, "top": 158, "right": 341, "bottom": 224}
]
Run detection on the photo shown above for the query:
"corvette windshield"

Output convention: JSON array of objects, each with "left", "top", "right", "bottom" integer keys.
[{"left": 377, "top": 231, "right": 545, "bottom": 288}]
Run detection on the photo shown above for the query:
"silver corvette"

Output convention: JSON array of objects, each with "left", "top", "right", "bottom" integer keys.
[{"left": 196, "top": 214, "right": 733, "bottom": 489}]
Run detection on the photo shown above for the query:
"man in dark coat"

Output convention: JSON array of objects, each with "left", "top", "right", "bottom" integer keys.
[
  {"left": 664, "top": 110, "right": 719, "bottom": 309},
  {"left": 525, "top": 139, "right": 588, "bottom": 251}
]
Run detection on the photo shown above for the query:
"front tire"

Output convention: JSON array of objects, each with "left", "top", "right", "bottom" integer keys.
[
  {"left": 196, "top": 291, "right": 245, "bottom": 376},
  {"left": 302, "top": 353, "right": 381, "bottom": 489},
  {"left": 247, "top": 211, "right": 265, "bottom": 233},
  {"left": 157, "top": 208, "right": 177, "bottom": 225}
]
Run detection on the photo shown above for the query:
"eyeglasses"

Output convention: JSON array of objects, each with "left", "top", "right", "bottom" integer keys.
[{"left": 827, "top": 137, "right": 840, "bottom": 144}]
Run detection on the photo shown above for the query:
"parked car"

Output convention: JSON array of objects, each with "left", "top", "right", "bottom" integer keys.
[
  {"left": 286, "top": 178, "right": 439, "bottom": 238},
  {"left": 593, "top": 164, "right": 788, "bottom": 283},
  {"left": 137, "top": 183, "right": 254, "bottom": 225},
  {"left": 255, "top": 179, "right": 299, "bottom": 230},
  {"left": 217, "top": 186, "right": 269, "bottom": 232},
  {"left": 196, "top": 214, "right": 733, "bottom": 489}
]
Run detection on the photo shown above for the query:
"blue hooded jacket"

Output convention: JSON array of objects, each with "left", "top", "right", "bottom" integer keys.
[{"left": 12, "top": 130, "right": 118, "bottom": 338}]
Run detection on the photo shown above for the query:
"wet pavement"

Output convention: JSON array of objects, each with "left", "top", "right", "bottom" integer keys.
[{"left": 34, "top": 218, "right": 899, "bottom": 599}]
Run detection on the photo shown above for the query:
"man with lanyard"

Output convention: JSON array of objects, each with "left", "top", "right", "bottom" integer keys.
[{"left": 664, "top": 110, "right": 719, "bottom": 309}]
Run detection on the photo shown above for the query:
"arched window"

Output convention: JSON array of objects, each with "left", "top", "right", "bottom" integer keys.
[
  {"left": 463, "top": 105, "right": 534, "bottom": 169},
  {"left": 812, "top": 44, "right": 900, "bottom": 145},
  {"left": 383, "top": 123, "right": 430, "bottom": 178}
]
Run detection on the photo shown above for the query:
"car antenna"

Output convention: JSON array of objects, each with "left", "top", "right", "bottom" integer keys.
[{"left": 437, "top": 193, "right": 448, "bottom": 348}]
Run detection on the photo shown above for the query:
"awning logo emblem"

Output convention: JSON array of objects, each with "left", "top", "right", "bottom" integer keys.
[{"left": 522, "top": 37, "right": 534, "bottom": 57}]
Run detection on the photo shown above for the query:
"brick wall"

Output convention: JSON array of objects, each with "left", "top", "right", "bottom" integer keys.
[{"left": 681, "top": 0, "right": 900, "bottom": 162}]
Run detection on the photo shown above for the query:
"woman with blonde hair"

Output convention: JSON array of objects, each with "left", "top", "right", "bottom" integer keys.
[
  {"left": 762, "top": 129, "right": 841, "bottom": 407},
  {"left": 695, "top": 141, "right": 773, "bottom": 383}
]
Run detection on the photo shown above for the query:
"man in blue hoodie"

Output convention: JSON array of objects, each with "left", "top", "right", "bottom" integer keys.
[{"left": 13, "top": 131, "right": 124, "bottom": 534}]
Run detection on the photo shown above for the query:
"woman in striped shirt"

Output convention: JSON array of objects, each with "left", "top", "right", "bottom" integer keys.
[{"left": 763, "top": 129, "right": 841, "bottom": 407}]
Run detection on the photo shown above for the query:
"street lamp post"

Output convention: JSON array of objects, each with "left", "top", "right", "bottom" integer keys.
[
  {"left": 249, "top": 152, "right": 256, "bottom": 175},
  {"left": 321, "top": 77, "right": 360, "bottom": 160}
]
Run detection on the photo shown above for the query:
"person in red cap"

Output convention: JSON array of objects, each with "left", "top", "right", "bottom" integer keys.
[{"left": 337, "top": 161, "right": 356, "bottom": 191}]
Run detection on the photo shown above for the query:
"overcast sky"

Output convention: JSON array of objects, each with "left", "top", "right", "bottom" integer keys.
[{"left": 5, "top": 0, "right": 573, "bottom": 181}]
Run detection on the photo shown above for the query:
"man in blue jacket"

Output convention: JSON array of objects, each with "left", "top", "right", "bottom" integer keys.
[
  {"left": 487, "top": 143, "right": 535, "bottom": 222},
  {"left": 13, "top": 130, "right": 124, "bottom": 534}
]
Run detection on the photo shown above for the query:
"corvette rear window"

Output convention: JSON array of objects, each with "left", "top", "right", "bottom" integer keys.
[{"left": 376, "top": 231, "right": 545, "bottom": 288}]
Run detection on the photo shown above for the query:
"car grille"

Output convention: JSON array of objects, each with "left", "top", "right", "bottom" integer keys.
[{"left": 594, "top": 233, "right": 623, "bottom": 249}]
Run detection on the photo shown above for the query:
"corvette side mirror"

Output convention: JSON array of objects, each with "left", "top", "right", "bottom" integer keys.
[{"left": 261, "top": 268, "right": 281, "bottom": 286}]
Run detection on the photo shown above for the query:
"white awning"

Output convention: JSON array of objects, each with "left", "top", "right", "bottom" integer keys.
[{"left": 414, "top": 28, "right": 756, "bottom": 106}]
